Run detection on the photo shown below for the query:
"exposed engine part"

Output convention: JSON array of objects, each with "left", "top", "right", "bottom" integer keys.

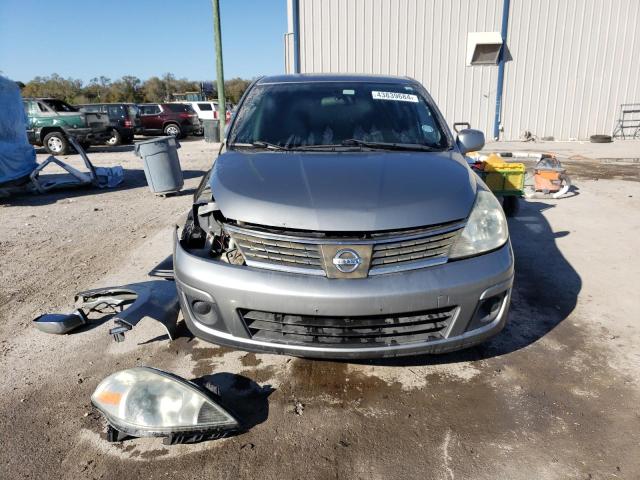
[{"left": 182, "top": 201, "right": 247, "bottom": 266}]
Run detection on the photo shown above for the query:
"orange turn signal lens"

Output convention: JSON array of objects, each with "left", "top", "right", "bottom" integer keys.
[{"left": 96, "top": 391, "right": 122, "bottom": 405}]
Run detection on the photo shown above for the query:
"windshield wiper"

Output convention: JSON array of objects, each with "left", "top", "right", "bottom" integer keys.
[
  {"left": 246, "top": 142, "right": 359, "bottom": 152},
  {"left": 251, "top": 141, "right": 291, "bottom": 151},
  {"left": 289, "top": 144, "right": 361, "bottom": 151},
  {"left": 230, "top": 141, "right": 291, "bottom": 151},
  {"left": 231, "top": 140, "right": 442, "bottom": 152},
  {"left": 341, "top": 139, "right": 440, "bottom": 151}
]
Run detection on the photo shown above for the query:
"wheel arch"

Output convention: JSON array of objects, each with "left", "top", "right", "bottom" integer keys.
[
  {"left": 162, "top": 121, "right": 180, "bottom": 130},
  {"left": 39, "top": 126, "right": 65, "bottom": 142}
]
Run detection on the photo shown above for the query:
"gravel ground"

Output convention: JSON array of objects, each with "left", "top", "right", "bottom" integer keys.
[{"left": 1, "top": 139, "right": 639, "bottom": 479}]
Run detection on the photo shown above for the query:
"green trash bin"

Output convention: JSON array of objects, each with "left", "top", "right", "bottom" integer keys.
[
  {"left": 203, "top": 119, "right": 220, "bottom": 143},
  {"left": 134, "top": 136, "right": 183, "bottom": 195}
]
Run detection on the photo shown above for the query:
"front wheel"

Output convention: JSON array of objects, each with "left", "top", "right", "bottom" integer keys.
[
  {"left": 164, "top": 123, "right": 181, "bottom": 137},
  {"left": 501, "top": 196, "right": 520, "bottom": 217},
  {"left": 106, "top": 128, "right": 122, "bottom": 146},
  {"left": 43, "top": 132, "right": 69, "bottom": 155}
]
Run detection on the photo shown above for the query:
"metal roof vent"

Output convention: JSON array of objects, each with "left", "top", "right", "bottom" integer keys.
[{"left": 466, "top": 32, "right": 503, "bottom": 66}]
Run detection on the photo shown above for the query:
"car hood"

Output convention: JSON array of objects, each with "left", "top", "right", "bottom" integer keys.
[{"left": 210, "top": 150, "right": 477, "bottom": 232}]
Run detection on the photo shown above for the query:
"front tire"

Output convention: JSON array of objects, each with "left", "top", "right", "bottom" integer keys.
[
  {"left": 106, "top": 128, "right": 122, "bottom": 146},
  {"left": 43, "top": 132, "right": 69, "bottom": 155},
  {"left": 501, "top": 196, "right": 520, "bottom": 217},
  {"left": 164, "top": 123, "right": 181, "bottom": 138},
  {"left": 590, "top": 134, "right": 612, "bottom": 143}
]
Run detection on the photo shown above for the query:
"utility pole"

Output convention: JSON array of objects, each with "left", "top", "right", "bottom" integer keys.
[{"left": 211, "top": 0, "right": 226, "bottom": 139}]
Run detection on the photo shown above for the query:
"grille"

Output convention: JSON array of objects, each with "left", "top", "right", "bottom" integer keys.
[
  {"left": 225, "top": 222, "right": 463, "bottom": 276},
  {"left": 239, "top": 306, "right": 457, "bottom": 346},
  {"left": 370, "top": 229, "right": 459, "bottom": 270},
  {"left": 230, "top": 231, "right": 324, "bottom": 273}
]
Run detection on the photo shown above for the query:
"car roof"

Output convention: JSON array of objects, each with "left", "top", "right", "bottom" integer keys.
[
  {"left": 256, "top": 73, "right": 418, "bottom": 85},
  {"left": 78, "top": 103, "right": 131, "bottom": 106}
]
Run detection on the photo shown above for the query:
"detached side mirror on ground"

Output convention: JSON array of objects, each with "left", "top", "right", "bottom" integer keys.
[{"left": 456, "top": 129, "right": 485, "bottom": 154}]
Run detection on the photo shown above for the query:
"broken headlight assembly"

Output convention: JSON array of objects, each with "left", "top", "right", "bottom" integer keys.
[
  {"left": 449, "top": 189, "right": 509, "bottom": 259},
  {"left": 181, "top": 201, "right": 245, "bottom": 265},
  {"left": 92, "top": 367, "right": 240, "bottom": 443}
]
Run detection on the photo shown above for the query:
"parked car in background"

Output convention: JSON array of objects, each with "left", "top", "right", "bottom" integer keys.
[
  {"left": 23, "top": 98, "right": 110, "bottom": 155},
  {"left": 138, "top": 103, "right": 199, "bottom": 138},
  {"left": 78, "top": 103, "right": 140, "bottom": 146},
  {"left": 174, "top": 101, "right": 233, "bottom": 135},
  {"left": 181, "top": 101, "right": 233, "bottom": 122},
  {"left": 175, "top": 74, "right": 514, "bottom": 359}
]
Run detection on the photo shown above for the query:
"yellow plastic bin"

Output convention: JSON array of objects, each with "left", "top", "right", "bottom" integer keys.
[{"left": 480, "top": 155, "right": 525, "bottom": 196}]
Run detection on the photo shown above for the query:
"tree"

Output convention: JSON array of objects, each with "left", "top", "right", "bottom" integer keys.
[
  {"left": 224, "top": 77, "right": 251, "bottom": 104},
  {"left": 107, "top": 76, "right": 142, "bottom": 103},
  {"left": 21, "top": 74, "right": 83, "bottom": 103},
  {"left": 84, "top": 76, "right": 111, "bottom": 102},
  {"left": 141, "top": 76, "right": 167, "bottom": 102},
  {"left": 140, "top": 74, "right": 199, "bottom": 102},
  {"left": 18, "top": 73, "right": 251, "bottom": 104}
]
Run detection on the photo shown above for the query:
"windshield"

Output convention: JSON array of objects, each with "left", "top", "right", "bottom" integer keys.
[
  {"left": 43, "top": 99, "right": 78, "bottom": 113},
  {"left": 107, "top": 105, "right": 126, "bottom": 118},
  {"left": 126, "top": 104, "right": 140, "bottom": 118},
  {"left": 230, "top": 82, "right": 448, "bottom": 149}
]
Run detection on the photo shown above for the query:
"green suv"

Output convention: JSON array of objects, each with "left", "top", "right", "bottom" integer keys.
[{"left": 23, "top": 98, "right": 110, "bottom": 155}]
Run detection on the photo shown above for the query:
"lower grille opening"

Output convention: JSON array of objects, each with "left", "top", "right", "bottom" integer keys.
[{"left": 238, "top": 307, "right": 457, "bottom": 347}]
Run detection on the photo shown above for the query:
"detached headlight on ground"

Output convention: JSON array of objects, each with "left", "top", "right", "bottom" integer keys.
[
  {"left": 91, "top": 367, "right": 239, "bottom": 441},
  {"left": 449, "top": 190, "right": 509, "bottom": 259}
]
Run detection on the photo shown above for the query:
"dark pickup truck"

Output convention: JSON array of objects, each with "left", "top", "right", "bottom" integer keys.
[{"left": 23, "top": 98, "right": 110, "bottom": 155}]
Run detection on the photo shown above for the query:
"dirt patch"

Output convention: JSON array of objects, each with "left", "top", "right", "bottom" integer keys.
[
  {"left": 564, "top": 159, "right": 640, "bottom": 182},
  {"left": 0, "top": 139, "right": 213, "bottom": 345},
  {"left": 514, "top": 157, "right": 640, "bottom": 183},
  {"left": 241, "top": 352, "right": 262, "bottom": 367}
]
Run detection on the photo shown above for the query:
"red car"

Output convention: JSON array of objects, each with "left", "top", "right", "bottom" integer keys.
[{"left": 138, "top": 103, "right": 199, "bottom": 138}]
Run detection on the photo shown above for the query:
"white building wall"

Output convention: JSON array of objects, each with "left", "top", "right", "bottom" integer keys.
[
  {"left": 292, "top": 0, "right": 640, "bottom": 140},
  {"left": 503, "top": 0, "right": 640, "bottom": 140}
]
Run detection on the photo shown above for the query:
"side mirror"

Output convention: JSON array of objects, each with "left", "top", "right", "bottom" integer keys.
[{"left": 456, "top": 129, "right": 485, "bottom": 154}]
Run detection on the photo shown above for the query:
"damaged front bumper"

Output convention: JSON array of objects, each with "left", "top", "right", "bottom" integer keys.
[{"left": 173, "top": 229, "right": 514, "bottom": 359}]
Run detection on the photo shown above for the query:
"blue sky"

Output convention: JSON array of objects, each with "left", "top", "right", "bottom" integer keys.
[{"left": 0, "top": 0, "right": 287, "bottom": 83}]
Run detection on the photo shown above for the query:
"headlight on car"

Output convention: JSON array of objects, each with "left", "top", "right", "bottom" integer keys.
[
  {"left": 449, "top": 190, "right": 509, "bottom": 259},
  {"left": 91, "top": 367, "right": 239, "bottom": 439}
]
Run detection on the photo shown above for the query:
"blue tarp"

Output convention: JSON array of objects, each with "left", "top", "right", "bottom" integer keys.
[{"left": 0, "top": 76, "right": 37, "bottom": 184}]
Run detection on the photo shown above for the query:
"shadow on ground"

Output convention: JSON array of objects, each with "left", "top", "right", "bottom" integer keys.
[
  {"left": 32, "top": 135, "right": 207, "bottom": 156},
  {"left": 194, "top": 372, "right": 274, "bottom": 431},
  {"left": 359, "top": 199, "right": 582, "bottom": 367},
  {"left": 1, "top": 168, "right": 205, "bottom": 206}
]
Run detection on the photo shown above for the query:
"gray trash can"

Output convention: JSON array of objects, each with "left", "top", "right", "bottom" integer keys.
[
  {"left": 202, "top": 119, "right": 220, "bottom": 143},
  {"left": 134, "top": 136, "right": 184, "bottom": 195}
]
